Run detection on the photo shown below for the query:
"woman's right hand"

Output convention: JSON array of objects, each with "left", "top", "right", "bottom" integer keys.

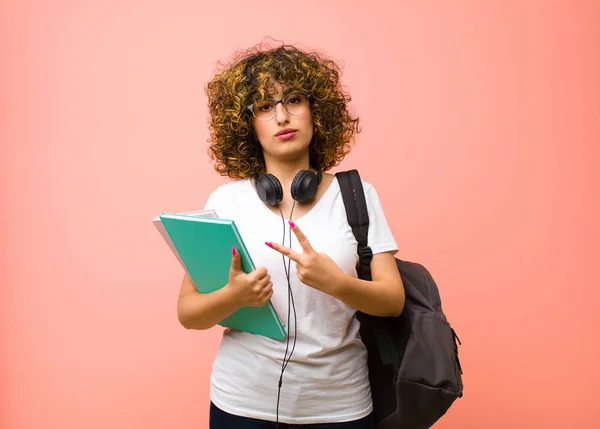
[{"left": 226, "top": 247, "right": 273, "bottom": 307}]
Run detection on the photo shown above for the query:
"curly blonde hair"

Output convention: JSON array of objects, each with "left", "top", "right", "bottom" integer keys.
[{"left": 204, "top": 42, "right": 360, "bottom": 179}]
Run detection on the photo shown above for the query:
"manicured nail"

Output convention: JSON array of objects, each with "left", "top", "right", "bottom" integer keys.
[
  {"left": 265, "top": 241, "right": 274, "bottom": 248},
  {"left": 288, "top": 220, "right": 295, "bottom": 228},
  {"left": 232, "top": 247, "right": 236, "bottom": 256}
]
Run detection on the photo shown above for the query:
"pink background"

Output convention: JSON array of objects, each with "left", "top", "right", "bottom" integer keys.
[{"left": 2, "top": 1, "right": 599, "bottom": 428}]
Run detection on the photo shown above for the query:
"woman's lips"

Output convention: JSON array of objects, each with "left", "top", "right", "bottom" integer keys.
[{"left": 276, "top": 130, "right": 297, "bottom": 140}]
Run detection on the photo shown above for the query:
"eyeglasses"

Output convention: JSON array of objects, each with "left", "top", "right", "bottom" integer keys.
[{"left": 246, "top": 92, "right": 311, "bottom": 122}]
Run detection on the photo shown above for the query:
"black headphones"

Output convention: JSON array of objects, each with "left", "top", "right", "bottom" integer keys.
[
  {"left": 254, "top": 164, "right": 322, "bottom": 206},
  {"left": 255, "top": 162, "right": 322, "bottom": 426}
]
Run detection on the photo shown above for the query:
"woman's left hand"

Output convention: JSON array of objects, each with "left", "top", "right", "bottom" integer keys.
[{"left": 265, "top": 221, "right": 346, "bottom": 294}]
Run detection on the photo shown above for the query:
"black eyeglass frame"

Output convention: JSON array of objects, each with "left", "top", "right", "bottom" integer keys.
[{"left": 246, "top": 92, "right": 313, "bottom": 121}]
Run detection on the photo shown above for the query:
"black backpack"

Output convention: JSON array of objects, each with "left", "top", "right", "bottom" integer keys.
[{"left": 336, "top": 169, "right": 464, "bottom": 429}]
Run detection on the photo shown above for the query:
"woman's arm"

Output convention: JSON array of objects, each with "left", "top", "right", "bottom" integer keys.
[
  {"left": 328, "top": 251, "right": 405, "bottom": 317},
  {"left": 177, "top": 248, "right": 274, "bottom": 330},
  {"left": 267, "top": 223, "right": 405, "bottom": 317},
  {"left": 177, "top": 272, "right": 240, "bottom": 330}
]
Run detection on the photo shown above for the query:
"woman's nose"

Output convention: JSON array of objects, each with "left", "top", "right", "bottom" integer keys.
[{"left": 275, "top": 102, "right": 289, "bottom": 124}]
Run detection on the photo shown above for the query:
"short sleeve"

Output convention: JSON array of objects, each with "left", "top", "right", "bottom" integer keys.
[
  {"left": 365, "top": 184, "right": 399, "bottom": 255},
  {"left": 203, "top": 190, "right": 217, "bottom": 211}
]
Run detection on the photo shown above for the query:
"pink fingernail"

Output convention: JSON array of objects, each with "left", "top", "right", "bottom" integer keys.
[
  {"left": 265, "top": 241, "right": 274, "bottom": 248},
  {"left": 232, "top": 247, "right": 236, "bottom": 256},
  {"left": 288, "top": 220, "right": 295, "bottom": 228}
]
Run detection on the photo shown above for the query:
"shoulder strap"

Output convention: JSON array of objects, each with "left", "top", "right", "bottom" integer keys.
[
  {"left": 336, "top": 169, "right": 373, "bottom": 281},
  {"left": 337, "top": 170, "right": 400, "bottom": 366}
]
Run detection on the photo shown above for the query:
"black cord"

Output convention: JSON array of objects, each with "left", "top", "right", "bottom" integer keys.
[{"left": 275, "top": 202, "right": 297, "bottom": 429}]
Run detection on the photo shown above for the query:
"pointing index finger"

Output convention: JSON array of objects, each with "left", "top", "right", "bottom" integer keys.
[{"left": 265, "top": 241, "right": 302, "bottom": 263}]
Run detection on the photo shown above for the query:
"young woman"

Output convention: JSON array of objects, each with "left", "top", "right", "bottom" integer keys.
[{"left": 176, "top": 43, "right": 405, "bottom": 429}]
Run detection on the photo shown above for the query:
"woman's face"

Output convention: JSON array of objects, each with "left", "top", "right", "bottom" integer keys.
[{"left": 251, "top": 82, "right": 313, "bottom": 164}]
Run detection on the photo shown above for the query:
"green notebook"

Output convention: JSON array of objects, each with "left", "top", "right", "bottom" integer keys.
[{"left": 156, "top": 212, "right": 286, "bottom": 340}]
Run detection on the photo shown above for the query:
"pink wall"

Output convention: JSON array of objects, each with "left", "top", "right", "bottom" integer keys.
[{"left": 2, "top": 1, "right": 599, "bottom": 428}]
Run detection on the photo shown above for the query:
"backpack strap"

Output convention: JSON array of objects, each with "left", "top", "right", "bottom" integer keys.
[
  {"left": 336, "top": 170, "right": 373, "bottom": 281},
  {"left": 336, "top": 170, "right": 400, "bottom": 367}
]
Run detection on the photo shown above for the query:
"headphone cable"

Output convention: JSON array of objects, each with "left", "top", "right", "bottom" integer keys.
[{"left": 275, "top": 203, "right": 298, "bottom": 429}]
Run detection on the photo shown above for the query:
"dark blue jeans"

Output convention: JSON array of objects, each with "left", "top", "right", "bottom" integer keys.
[{"left": 209, "top": 402, "right": 374, "bottom": 429}]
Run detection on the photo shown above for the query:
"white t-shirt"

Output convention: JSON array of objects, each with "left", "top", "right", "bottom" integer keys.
[{"left": 203, "top": 175, "right": 398, "bottom": 425}]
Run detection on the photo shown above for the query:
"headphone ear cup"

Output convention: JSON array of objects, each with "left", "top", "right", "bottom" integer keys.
[
  {"left": 255, "top": 173, "right": 283, "bottom": 206},
  {"left": 291, "top": 170, "right": 319, "bottom": 203}
]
